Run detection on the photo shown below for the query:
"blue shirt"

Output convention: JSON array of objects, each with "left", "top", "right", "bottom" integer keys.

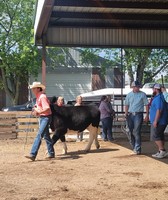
[
  {"left": 125, "top": 91, "right": 148, "bottom": 112},
  {"left": 149, "top": 93, "right": 168, "bottom": 125}
]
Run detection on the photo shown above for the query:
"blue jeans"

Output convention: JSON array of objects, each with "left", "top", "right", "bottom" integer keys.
[
  {"left": 127, "top": 113, "right": 143, "bottom": 153},
  {"left": 30, "top": 116, "right": 55, "bottom": 158},
  {"left": 101, "top": 117, "right": 113, "bottom": 141}
]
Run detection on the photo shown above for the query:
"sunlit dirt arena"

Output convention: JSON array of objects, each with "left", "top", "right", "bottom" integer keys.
[{"left": 0, "top": 134, "right": 168, "bottom": 200}]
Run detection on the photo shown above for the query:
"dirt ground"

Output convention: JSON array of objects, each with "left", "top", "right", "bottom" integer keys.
[{"left": 0, "top": 133, "right": 168, "bottom": 200}]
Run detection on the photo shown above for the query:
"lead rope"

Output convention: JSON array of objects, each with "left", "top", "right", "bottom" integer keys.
[
  {"left": 23, "top": 109, "right": 34, "bottom": 152},
  {"left": 23, "top": 83, "right": 36, "bottom": 152}
]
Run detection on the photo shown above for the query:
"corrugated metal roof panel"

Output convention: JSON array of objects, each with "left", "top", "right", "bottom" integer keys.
[
  {"left": 34, "top": 0, "right": 168, "bottom": 47},
  {"left": 46, "top": 27, "right": 168, "bottom": 48}
]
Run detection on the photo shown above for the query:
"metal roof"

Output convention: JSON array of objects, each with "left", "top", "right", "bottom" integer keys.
[{"left": 34, "top": 0, "right": 168, "bottom": 47}]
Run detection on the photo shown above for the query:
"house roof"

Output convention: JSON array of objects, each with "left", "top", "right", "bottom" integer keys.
[{"left": 34, "top": 0, "right": 168, "bottom": 47}]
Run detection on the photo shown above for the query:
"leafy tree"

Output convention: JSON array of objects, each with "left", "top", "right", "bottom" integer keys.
[
  {"left": 0, "top": 0, "right": 41, "bottom": 105},
  {"left": 46, "top": 47, "right": 78, "bottom": 68},
  {"left": 123, "top": 49, "right": 168, "bottom": 85},
  {"left": 80, "top": 48, "right": 168, "bottom": 86},
  {"left": 80, "top": 48, "right": 117, "bottom": 76}
]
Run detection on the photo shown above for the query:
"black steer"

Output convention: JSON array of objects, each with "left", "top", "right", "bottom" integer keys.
[{"left": 50, "top": 104, "right": 100, "bottom": 154}]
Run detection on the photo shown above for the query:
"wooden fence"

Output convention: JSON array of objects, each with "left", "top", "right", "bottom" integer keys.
[
  {"left": 0, "top": 111, "right": 151, "bottom": 140},
  {"left": 0, "top": 111, "right": 38, "bottom": 139},
  {"left": 0, "top": 112, "right": 17, "bottom": 139}
]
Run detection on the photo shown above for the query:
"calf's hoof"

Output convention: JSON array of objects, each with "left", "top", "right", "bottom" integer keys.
[
  {"left": 83, "top": 149, "right": 90, "bottom": 153},
  {"left": 62, "top": 150, "right": 67, "bottom": 155}
]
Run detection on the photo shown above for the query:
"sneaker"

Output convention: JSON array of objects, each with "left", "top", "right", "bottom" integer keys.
[
  {"left": 152, "top": 150, "right": 167, "bottom": 159},
  {"left": 152, "top": 151, "right": 160, "bottom": 158},
  {"left": 133, "top": 150, "right": 141, "bottom": 155},
  {"left": 45, "top": 155, "right": 55, "bottom": 160},
  {"left": 25, "top": 155, "right": 35, "bottom": 161}
]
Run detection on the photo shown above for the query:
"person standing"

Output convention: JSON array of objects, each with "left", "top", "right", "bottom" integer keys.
[
  {"left": 125, "top": 81, "right": 149, "bottom": 155},
  {"left": 56, "top": 96, "right": 64, "bottom": 106},
  {"left": 150, "top": 83, "right": 168, "bottom": 158},
  {"left": 25, "top": 82, "right": 55, "bottom": 161},
  {"left": 75, "top": 95, "right": 84, "bottom": 142},
  {"left": 99, "top": 95, "right": 114, "bottom": 142}
]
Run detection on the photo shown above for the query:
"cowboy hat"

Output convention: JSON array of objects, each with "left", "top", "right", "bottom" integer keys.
[{"left": 29, "top": 82, "right": 45, "bottom": 90}]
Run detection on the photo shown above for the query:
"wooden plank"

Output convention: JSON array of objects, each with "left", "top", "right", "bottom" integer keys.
[
  {"left": 0, "top": 133, "right": 17, "bottom": 139},
  {"left": 0, "top": 119, "right": 16, "bottom": 124},
  {"left": 0, "top": 127, "right": 16, "bottom": 131},
  {"left": 17, "top": 131, "right": 37, "bottom": 137},
  {"left": 15, "top": 111, "right": 32, "bottom": 117},
  {"left": 0, "top": 112, "right": 16, "bottom": 118},
  {"left": 18, "top": 124, "right": 39, "bottom": 129},
  {"left": 17, "top": 118, "right": 38, "bottom": 123},
  {"left": 0, "top": 124, "right": 16, "bottom": 128}
]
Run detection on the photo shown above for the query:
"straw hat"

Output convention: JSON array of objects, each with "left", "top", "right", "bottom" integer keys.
[{"left": 29, "top": 82, "right": 45, "bottom": 90}]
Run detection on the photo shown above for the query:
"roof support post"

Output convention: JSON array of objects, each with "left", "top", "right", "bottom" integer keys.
[{"left": 42, "top": 35, "right": 47, "bottom": 87}]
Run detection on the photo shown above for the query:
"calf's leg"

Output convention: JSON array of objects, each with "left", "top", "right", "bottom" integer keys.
[
  {"left": 84, "top": 125, "right": 100, "bottom": 152},
  {"left": 52, "top": 131, "right": 68, "bottom": 155},
  {"left": 60, "top": 135, "right": 67, "bottom": 154}
]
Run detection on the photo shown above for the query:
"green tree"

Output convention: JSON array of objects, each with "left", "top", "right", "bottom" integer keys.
[
  {"left": 80, "top": 48, "right": 168, "bottom": 86},
  {"left": 80, "top": 48, "right": 117, "bottom": 76},
  {"left": 123, "top": 49, "right": 168, "bottom": 85},
  {"left": 0, "top": 0, "right": 41, "bottom": 105},
  {"left": 46, "top": 47, "right": 78, "bottom": 68}
]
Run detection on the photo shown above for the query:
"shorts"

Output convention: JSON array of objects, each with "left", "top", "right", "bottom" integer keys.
[{"left": 150, "top": 124, "right": 167, "bottom": 141}]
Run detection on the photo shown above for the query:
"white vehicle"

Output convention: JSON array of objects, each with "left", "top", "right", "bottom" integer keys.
[{"left": 80, "top": 87, "right": 153, "bottom": 113}]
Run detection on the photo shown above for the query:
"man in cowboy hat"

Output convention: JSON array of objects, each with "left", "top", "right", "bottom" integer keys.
[{"left": 25, "top": 82, "right": 55, "bottom": 161}]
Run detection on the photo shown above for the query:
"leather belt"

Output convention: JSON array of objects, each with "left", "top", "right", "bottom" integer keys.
[
  {"left": 40, "top": 115, "right": 51, "bottom": 118},
  {"left": 129, "top": 112, "right": 143, "bottom": 116}
]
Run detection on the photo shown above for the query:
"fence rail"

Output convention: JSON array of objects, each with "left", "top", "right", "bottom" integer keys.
[{"left": 0, "top": 111, "right": 151, "bottom": 140}]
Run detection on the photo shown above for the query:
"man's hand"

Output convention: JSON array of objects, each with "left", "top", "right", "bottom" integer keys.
[
  {"left": 32, "top": 107, "right": 40, "bottom": 116},
  {"left": 144, "top": 115, "right": 149, "bottom": 123},
  {"left": 153, "top": 120, "right": 158, "bottom": 128}
]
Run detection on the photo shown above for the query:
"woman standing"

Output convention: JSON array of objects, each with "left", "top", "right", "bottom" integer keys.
[{"left": 99, "top": 95, "right": 114, "bottom": 142}]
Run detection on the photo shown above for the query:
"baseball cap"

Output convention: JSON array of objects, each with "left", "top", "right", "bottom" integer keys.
[
  {"left": 152, "top": 83, "right": 162, "bottom": 89},
  {"left": 131, "top": 81, "right": 141, "bottom": 87}
]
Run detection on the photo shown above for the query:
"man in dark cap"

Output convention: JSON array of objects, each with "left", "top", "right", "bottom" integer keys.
[{"left": 125, "top": 80, "right": 149, "bottom": 155}]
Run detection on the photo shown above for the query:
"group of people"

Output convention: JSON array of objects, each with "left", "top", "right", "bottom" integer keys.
[
  {"left": 124, "top": 81, "right": 168, "bottom": 158},
  {"left": 99, "top": 80, "right": 168, "bottom": 159},
  {"left": 25, "top": 80, "right": 168, "bottom": 161}
]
